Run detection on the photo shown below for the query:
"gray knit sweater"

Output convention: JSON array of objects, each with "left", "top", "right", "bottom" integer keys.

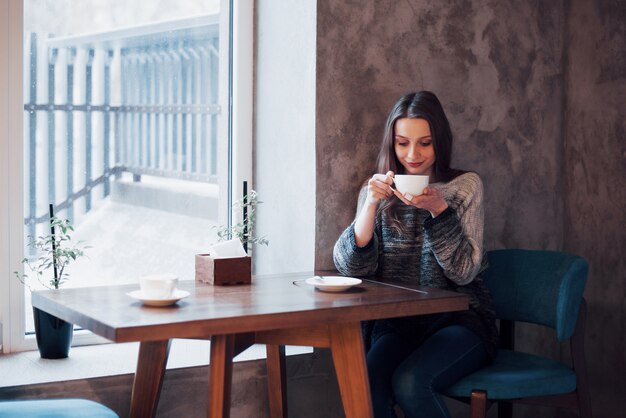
[{"left": 333, "top": 172, "right": 498, "bottom": 358}]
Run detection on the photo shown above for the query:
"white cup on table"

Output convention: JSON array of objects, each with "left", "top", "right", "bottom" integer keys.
[{"left": 139, "top": 274, "right": 178, "bottom": 299}]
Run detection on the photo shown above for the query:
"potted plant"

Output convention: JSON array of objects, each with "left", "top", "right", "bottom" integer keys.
[
  {"left": 14, "top": 205, "right": 88, "bottom": 359},
  {"left": 196, "top": 187, "right": 268, "bottom": 285},
  {"left": 214, "top": 188, "right": 269, "bottom": 253}
]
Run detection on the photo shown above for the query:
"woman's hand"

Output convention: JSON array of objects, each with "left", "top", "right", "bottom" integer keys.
[
  {"left": 366, "top": 171, "right": 395, "bottom": 205},
  {"left": 392, "top": 186, "right": 449, "bottom": 217},
  {"left": 355, "top": 171, "right": 394, "bottom": 247}
]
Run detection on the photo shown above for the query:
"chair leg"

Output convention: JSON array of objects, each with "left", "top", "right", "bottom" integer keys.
[
  {"left": 572, "top": 300, "right": 593, "bottom": 418},
  {"left": 577, "top": 391, "right": 593, "bottom": 418},
  {"left": 470, "top": 390, "right": 487, "bottom": 418}
]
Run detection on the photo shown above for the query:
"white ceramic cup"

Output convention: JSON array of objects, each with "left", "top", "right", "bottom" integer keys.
[
  {"left": 139, "top": 274, "right": 179, "bottom": 299},
  {"left": 393, "top": 175, "right": 429, "bottom": 196}
]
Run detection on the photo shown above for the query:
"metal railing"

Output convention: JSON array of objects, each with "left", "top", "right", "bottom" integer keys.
[{"left": 23, "top": 15, "right": 220, "bottom": 236}]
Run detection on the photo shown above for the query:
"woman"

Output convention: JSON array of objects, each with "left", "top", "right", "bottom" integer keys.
[{"left": 333, "top": 91, "right": 498, "bottom": 418}]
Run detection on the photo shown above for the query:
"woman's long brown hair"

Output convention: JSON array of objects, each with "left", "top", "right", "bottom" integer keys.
[{"left": 375, "top": 91, "right": 464, "bottom": 232}]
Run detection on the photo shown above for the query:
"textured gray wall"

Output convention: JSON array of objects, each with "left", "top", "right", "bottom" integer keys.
[
  {"left": 315, "top": 0, "right": 625, "bottom": 417},
  {"left": 316, "top": 0, "right": 566, "bottom": 272},
  {"left": 564, "top": 0, "right": 626, "bottom": 417}
]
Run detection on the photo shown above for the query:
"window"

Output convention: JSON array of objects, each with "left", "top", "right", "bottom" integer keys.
[{"left": 0, "top": 0, "right": 253, "bottom": 353}]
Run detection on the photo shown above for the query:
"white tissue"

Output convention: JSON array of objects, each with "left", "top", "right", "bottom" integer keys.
[{"left": 209, "top": 239, "right": 248, "bottom": 258}]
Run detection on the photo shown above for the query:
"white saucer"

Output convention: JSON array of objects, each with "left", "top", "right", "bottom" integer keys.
[
  {"left": 127, "top": 289, "right": 190, "bottom": 307},
  {"left": 305, "top": 276, "right": 362, "bottom": 292}
]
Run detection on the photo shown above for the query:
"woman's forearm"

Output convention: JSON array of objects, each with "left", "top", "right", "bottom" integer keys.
[{"left": 354, "top": 201, "right": 378, "bottom": 247}]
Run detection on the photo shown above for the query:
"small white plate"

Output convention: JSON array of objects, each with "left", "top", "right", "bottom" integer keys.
[
  {"left": 305, "top": 276, "right": 362, "bottom": 292},
  {"left": 127, "top": 289, "right": 190, "bottom": 307}
]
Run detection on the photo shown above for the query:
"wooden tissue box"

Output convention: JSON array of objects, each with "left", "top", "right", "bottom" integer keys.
[{"left": 195, "top": 253, "right": 251, "bottom": 285}]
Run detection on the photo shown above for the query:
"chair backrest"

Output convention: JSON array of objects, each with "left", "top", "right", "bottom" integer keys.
[{"left": 484, "top": 249, "right": 588, "bottom": 341}]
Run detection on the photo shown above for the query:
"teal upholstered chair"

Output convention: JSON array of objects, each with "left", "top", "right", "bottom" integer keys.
[
  {"left": 0, "top": 399, "right": 118, "bottom": 418},
  {"left": 443, "top": 249, "right": 592, "bottom": 418}
]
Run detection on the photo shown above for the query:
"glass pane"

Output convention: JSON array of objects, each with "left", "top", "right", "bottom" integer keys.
[{"left": 22, "top": 0, "right": 224, "bottom": 334}]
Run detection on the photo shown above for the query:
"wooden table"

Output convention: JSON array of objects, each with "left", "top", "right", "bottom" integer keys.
[{"left": 31, "top": 273, "right": 468, "bottom": 418}]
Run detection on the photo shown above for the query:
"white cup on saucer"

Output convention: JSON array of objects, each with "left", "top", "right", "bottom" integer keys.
[
  {"left": 394, "top": 175, "right": 429, "bottom": 196},
  {"left": 139, "top": 274, "right": 178, "bottom": 299}
]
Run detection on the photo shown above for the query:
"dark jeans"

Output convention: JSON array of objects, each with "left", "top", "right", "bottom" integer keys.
[{"left": 367, "top": 324, "right": 488, "bottom": 418}]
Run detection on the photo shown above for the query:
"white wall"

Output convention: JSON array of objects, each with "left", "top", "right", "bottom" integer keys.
[
  {"left": 253, "top": 1, "right": 316, "bottom": 275},
  {"left": 0, "top": 0, "right": 9, "bottom": 352}
]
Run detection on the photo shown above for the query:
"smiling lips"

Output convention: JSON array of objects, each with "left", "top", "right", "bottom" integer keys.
[{"left": 407, "top": 162, "right": 423, "bottom": 167}]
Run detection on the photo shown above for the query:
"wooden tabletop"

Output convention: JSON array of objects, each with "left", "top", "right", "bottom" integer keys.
[
  {"left": 32, "top": 273, "right": 469, "bottom": 418},
  {"left": 31, "top": 273, "right": 468, "bottom": 343}
]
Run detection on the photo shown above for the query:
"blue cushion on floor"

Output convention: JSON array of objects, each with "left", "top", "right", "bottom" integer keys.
[
  {"left": 0, "top": 399, "right": 118, "bottom": 418},
  {"left": 443, "top": 349, "right": 577, "bottom": 399}
]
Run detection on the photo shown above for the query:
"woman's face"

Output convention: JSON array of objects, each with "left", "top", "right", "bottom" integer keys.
[{"left": 393, "top": 117, "right": 436, "bottom": 178}]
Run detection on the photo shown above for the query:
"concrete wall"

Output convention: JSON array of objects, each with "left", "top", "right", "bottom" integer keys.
[
  {"left": 315, "top": 0, "right": 625, "bottom": 417},
  {"left": 316, "top": 0, "right": 566, "bottom": 271},
  {"left": 563, "top": 1, "right": 626, "bottom": 417},
  {"left": 253, "top": 1, "right": 316, "bottom": 275}
]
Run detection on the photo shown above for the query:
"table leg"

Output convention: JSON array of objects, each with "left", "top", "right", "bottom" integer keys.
[
  {"left": 130, "top": 339, "right": 171, "bottom": 418},
  {"left": 266, "top": 344, "right": 288, "bottom": 418},
  {"left": 208, "top": 334, "right": 236, "bottom": 418},
  {"left": 329, "top": 322, "right": 373, "bottom": 418}
]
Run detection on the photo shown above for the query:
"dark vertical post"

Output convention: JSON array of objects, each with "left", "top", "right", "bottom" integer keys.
[
  {"left": 48, "top": 204, "right": 58, "bottom": 282},
  {"left": 243, "top": 180, "right": 248, "bottom": 254}
]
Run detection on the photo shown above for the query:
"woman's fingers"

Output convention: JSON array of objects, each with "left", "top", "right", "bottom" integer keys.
[
  {"left": 366, "top": 171, "right": 398, "bottom": 205},
  {"left": 392, "top": 188, "right": 413, "bottom": 205},
  {"left": 422, "top": 187, "right": 438, "bottom": 196},
  {"left": 367, "top": 173, "right": 395, "bottom": 203},
  {"left": 392, "top": 188, "right": 431, "bottom": 207},
  {"left": 371, "top": 172, "right": 394, "bottom": 185},
  {"left": 371, "top": 174, "right": 394, "bottom": 195},
  {"left": 393, "top": 186, "right": 448, "bottom": 217}
]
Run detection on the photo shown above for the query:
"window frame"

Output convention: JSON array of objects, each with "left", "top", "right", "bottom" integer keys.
[{"left": 0, "top": 0, "right": 254, "bottom": 353}]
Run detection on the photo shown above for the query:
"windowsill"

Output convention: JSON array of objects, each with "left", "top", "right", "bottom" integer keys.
[{"left": 0, "top": 340, "right": 312, "bottom": 388}]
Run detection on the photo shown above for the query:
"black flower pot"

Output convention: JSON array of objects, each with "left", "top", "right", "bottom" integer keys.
[{"left": 33, "top": 307, "right": 73, "bottom": 359}]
